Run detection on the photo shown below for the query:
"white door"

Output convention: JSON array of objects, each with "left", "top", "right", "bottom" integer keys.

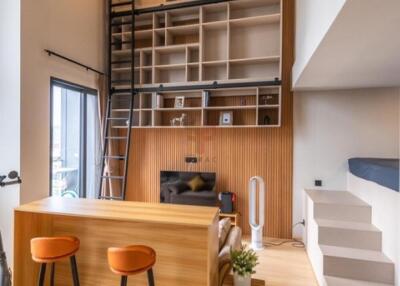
[{"left": 0, "top": 0, "right": 20, "bottom": 264}]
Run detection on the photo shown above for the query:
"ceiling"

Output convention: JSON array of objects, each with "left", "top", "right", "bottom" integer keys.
[{"left": 293, "top": 0, "right": 400, "bottom": 90}]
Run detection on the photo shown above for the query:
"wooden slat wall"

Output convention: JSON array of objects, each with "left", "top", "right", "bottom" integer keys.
[{"left": 125, "top": 0, "right": 294, "bottom": 238}]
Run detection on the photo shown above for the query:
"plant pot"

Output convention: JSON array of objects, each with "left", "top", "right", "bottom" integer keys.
[{"left": 233, "top": 273, "right": 251, "bottom": 286}]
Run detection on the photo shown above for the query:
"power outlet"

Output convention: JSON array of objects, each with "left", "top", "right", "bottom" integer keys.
[
  {"left": 315, "top": 180, "right": 322, "bottom": 187},
  {"left": 185, "top": 156, "right": 198, "bottom": 163}
]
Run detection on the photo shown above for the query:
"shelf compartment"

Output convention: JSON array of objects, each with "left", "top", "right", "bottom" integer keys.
[
  {"left": 230, "top": 21, "right": 280, "bottom": 59},
  {"left": 161, "top": 95, "right": 202, "bottom": 108},
  {"left": 202, "top": 23, "right": 228, "bottom": 62},
  {"left": 258, "top": 87, "right": 280, "bottom": 105},
  {"left": 202, "top": 62, "right": 227, "bottom": 81},
  {"left": 154, "top": 29, "right": 166, "bottom": 47},
  {"left": 140, "top": 110, "right": 152, "bottom": 126},
  {"left": 154, "top": 12, "right": 166, "bottom": 29},
  {"left": 166, "top": 7, "right": 200, "bottom": 27},
  {"left": 229, "top": 0, "right": 281, "bottom": 19},
  {"left": 153, "top": 109, "right": 202, "bottom": 127},
  {"left": 229, "top": 61, "right": 279, "bottom": 80},
  {"left": 166, "top": 25, "right": 200, "bottom": 46},
  {"left": 141, "top": 50, "right": 153, "bottom": 67},
  {"left": 187, "top": 46, "right": 199, "bottom": 63},
  {"left": 258, "top": 107, "right": 279, "bottom": 126},
  {"left": 187, "top": 64, "right": 200, "bottom": 82},
  {"left": 154, "top": 66, "right": 186, "bottom": 84},
  {"left": 140, "top": 68, "right": 152, "bottom": 85},
  {"left": 154, "top": 48, "right": 186, "bottom": 65},
  {"left": 202, "top": 2, "right": 228, "bottom": 23},
  {"left": 134, "top": 14, "right": 154, "bottom": 31},
  {"left": 207, "top": 94, "right": 256, "bottom": 108},
  {"left": 204, "top": 109, "right": 257, "bottom": 126}
]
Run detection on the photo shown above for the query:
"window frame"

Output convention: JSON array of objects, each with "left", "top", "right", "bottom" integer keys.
[{"left": 49, "top": 77, "right": 98, "bottom": 198}]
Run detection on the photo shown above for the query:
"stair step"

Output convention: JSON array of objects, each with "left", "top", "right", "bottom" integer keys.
[
  {"left": 316, "top": 219, "right": 381, "bottom": 250},
  {"left": 325, "top": 275, "right": 394, "bottom": 286},
  {"left": 306, "top": 189, "right": 372, "bottom": 223},
  {"left": 321, "top": 245, "right": 394, "bottom": 284}
]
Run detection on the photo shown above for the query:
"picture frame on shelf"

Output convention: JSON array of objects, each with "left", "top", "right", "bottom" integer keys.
[
  {"left": 174, "top": 96, "right": 185, "bottom": 108},
  {"left": 219, "top": 111, "right": 233, "bottom": 126}
]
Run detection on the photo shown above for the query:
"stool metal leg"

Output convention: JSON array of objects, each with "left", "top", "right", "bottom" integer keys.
[
  {"left": 50, "top": 262, "right": 55, "bottom": 286},
  {"left": 70, "top": 255, "right": 80, "bottom": 286},
  {"left": 121, "top": 276, "right": 128, "bottom": 286},
  {"left": 147, "top": 268, "right": 155, "bottom": 286},
  {"left": 37, "top": 263, "right": 46, "bottom": 286}
]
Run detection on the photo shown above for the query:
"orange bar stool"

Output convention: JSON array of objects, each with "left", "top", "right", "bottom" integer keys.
[
  {"left": 108, "top": 245, "right": 156, "bottom": 286},
  {"left": 30, "top": 236, "right": 80, "bottom": 286}
]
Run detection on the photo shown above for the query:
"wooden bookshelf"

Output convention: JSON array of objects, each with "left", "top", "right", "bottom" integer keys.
[
  {"left": 109, "top": 0, "right": 282, "bottom": 128},
  {"left": 110, "top": 0, "right": 282, "bottom": 88},
  {"left": 109, "top": 87, "right": 281, "bottom": 128}
]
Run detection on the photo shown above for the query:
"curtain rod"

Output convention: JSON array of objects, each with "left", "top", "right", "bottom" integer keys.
[{"left": 44, "top": 49, "right": 105, "bottom": 76}]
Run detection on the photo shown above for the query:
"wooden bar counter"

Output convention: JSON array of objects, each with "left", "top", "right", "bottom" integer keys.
[{"left": 14, "top": 197, "right": 219, "bottom": 286}]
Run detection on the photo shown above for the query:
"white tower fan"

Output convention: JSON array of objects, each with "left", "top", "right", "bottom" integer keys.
[{"left": 249, "top": 176, "right": 265, "bottom": 251}]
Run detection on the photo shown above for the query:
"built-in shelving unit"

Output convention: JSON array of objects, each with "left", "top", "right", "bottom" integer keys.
[
  {"left": 110, "top": 86, "right": 281, "bottom": 128},
  {"left": 111, "top": 0, "right": 281, "bottom": 89},
  {"left": 108, "top": 0, "right": 282, "bottom": 129}
]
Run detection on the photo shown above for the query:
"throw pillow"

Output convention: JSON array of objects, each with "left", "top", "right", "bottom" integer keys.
[
  {"left": 218, "top": 218, "right": 231, "bottom": 250},
  {"left": 187, "top": 175, "right": 205, "bottom": 192}
]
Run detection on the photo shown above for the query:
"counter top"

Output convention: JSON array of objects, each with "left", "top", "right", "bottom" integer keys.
[{"left": 15, "top": 197, "right": 219, "bottom": 227}]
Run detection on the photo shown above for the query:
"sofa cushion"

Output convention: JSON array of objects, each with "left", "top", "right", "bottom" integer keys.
[
  {"left": 168, "top": 180, "right": 189, "bottom": 194},
  {"left": 218, "top": 218, "right": 231, "bottom": 250},
  {"left": 170, "top": 190, "right": 217, "bottom": 206},
  {"left": 187, "top": 175, "right": 206, "bottom": 191},
  {"left": 218, "top": 226, "right": 242, "bottom": 269}
]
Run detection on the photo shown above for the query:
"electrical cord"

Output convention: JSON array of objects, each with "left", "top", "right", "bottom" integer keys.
[{"left": 262, "top": 220, "right": 306, "bottom": 248}]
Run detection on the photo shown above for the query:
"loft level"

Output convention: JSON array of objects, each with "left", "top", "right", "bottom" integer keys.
[{"left": 107, "top": 86, "right": 282, "bottom": 128}]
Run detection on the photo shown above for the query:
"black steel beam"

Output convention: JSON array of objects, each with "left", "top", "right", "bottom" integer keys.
[
  {"left": 113, "top": 79, "right": 281, "bottom": 94},
  {"left": 112, "top": 0, "right": 231, "bottom": 17}
]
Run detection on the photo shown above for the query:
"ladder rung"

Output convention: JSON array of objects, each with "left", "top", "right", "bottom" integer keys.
[
  {"left": 101, "top": 176, "right": 124, "bottom": 180},
  {"left": 111, "top": 1, "right": 132, "bottom": 8},
  {"left": 104, "top": 155, "right": 125, "bottom": 159},
  {"left": 105, "top": 136, "right": 128, "bottom": 140},
  {"left": 111, "top": 41, "right": 132, "bottom": 46},
  {"left": 111, "top": 21, "right": 132, "bottom": 27},
  {"left": 107, "top": 117, "right": 130, "bottom": 120},
  {"left": 99, "top": 196, "right": 123, "bottom": 200},
  {"left": 111, "top": 60, "right": 132, "bottom": 65}
]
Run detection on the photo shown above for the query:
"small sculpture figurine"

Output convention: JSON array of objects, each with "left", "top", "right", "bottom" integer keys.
[{"left": 170, "top": 113, "right": 187, "bottom": 126}]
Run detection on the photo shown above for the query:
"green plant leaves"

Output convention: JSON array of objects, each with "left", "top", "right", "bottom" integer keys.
[{"left": 230, "top": 246, "right": 259, "bottom": 277}]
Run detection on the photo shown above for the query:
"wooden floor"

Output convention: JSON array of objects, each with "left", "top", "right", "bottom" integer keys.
[{"left": 224, "top": 238, "right": 318, "bottom": 286}]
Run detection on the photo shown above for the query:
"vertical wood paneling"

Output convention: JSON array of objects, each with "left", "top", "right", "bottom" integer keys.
[{"left": 125, "top": 0, "right": 293, "bottom": 238}]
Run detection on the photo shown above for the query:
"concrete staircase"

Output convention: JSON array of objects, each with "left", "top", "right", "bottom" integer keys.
[{"left": 305, "top": 190, "right": 395, "bottom": 286}]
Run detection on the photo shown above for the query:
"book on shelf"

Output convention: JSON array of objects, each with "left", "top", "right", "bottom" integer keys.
[
  {"left": 202, "top": 90, "right": 210, "bottom": 107},
  {"left": 152, "top": 92, "right": 164, "bottom": 108}
]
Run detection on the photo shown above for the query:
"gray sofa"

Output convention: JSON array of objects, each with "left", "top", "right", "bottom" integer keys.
[
  {"left": 160, "top": 171, "right": 217, "bottom": 206},
  {"left": 218, "top": 218, "right": 242, "bottom": 286}
]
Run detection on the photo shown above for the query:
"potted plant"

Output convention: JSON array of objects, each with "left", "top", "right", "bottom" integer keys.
[{"left": 230, "top": 246, "right": 258, "bottom": 286}]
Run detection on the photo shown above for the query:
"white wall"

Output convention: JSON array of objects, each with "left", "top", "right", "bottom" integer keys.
[
  {"left": 21, "top": 0, "right": 106, "bottom": 204},
  {"left": 0, "top": 0, "right": 20, "bottom": 263},
  {"left": 292, "top": 0, "right": 346, "bottom": 87},
  {"left": 293, "top": 88, "right": 400, "bottom": 238}
]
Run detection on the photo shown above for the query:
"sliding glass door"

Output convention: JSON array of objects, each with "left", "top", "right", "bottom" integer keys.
[{"left": 50, "top": 78, "right": 101, "bottom": 198}]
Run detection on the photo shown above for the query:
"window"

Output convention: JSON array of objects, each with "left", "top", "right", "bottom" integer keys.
[{"left": 50, "top": 78, "right": 101, "bottom": 198}]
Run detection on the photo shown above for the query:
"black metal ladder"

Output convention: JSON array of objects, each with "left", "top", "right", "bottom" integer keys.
[{"left": 98, "top": 0, "right": 135, "bottom": 201}]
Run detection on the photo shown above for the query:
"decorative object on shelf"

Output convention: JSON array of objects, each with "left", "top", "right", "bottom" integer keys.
[
  {"left": 202, "top": 90, "right": 210, "bottom": 107},
  {"left": 230, "top": 246, "right": 259, "bottom": 286},
  {"left": 263, "top": 115, "right": 271, "bottom": 125},
  {"left": 240, "top": 97, "right": 246, "bottom": 106},
  {"left": 0, "top": 231, "right": 12, "bottom": 286},
  {"left": 170, "top": 113, "right": 187, "bottom": 126},
  {"left": 174, "top": 96, "right": 185, "bottom": 108},
  {"left": 261, "top": 95, "right": 274, "bottom": 105},
  {"left": 219, "top": 111, "right": 233, "bottom": 126},
  {"left": 152, "top": 92, "right": 164, "bottom": 108},
  {"left": 249, "top": 176, "right": 265, "bottom": 251}
]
